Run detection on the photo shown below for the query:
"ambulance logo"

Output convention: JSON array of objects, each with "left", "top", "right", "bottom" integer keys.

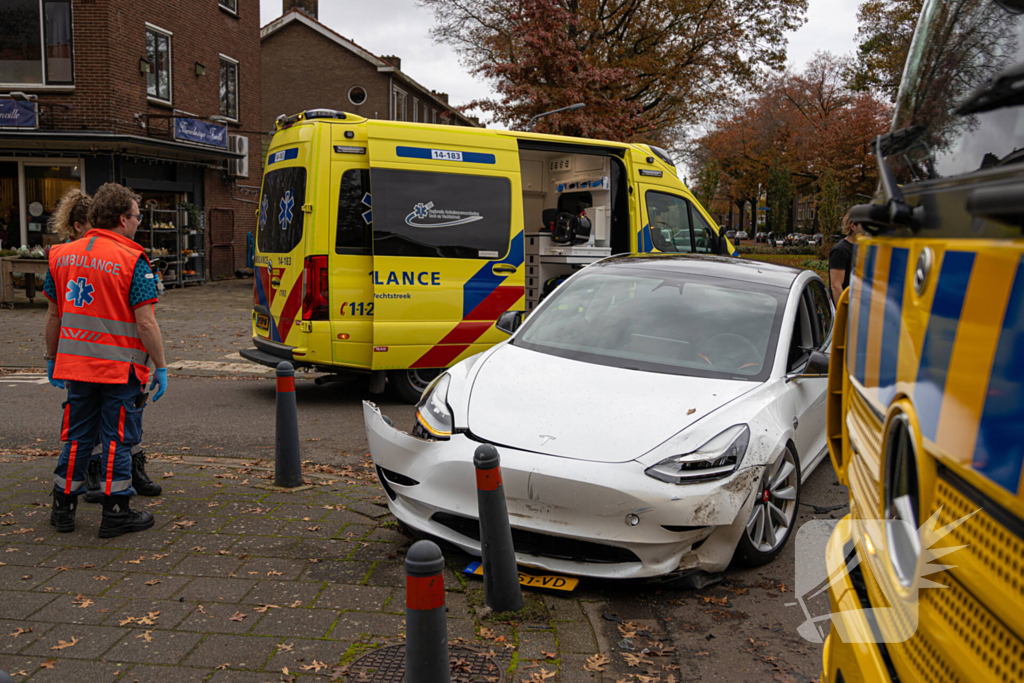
[
  {"left": 405, "top": 201, "right": 482, "bottom": 229},
  {"left": 259, "top": 195, "right": 269, "bottom": 230},
  {"left": 279, "top": 189, "right": 295, "bottom": 230},
  {"left": 65, "top": 277, "right": 95, "bottom": 307}
]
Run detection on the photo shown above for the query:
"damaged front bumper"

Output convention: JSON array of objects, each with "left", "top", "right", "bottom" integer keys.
[{"left": 363, "top": 401, "right": 765, "bottom": 580}]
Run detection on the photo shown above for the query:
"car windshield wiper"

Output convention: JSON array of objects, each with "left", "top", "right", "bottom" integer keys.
[{"left": 955, "top": 61, "right": 1024, "bottom": 116}]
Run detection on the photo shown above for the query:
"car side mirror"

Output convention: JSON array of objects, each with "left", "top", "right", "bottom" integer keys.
[
  {"left": 496, "top": 310, "right": 525, "bottom": 335},
  {"left": 716, "top": 232, "right": 731, "bottom": 256},
  {"left": 787, "top": 349, "right": 829, "bottom": 382}
]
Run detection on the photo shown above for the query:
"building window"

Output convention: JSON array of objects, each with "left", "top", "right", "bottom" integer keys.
[
  {"left": 412, "top": 98, "right": 418, "bottom": 122},
  {"left": 219, "top": 55, "right": 238, "bottom": 121},
  {"left": 348, "top": 86, "right": 366, "bottom": 106},
  {"left": 393, "top": 87, "right": 406, "bottom": 121},
  {"left": 0, "top": 0, "right": 74, "bottom": 86},
  {"left": 431, "top": 110, "right": 437, "bottom": 124},
  {"left": 219, "top": 0, "right": 238, "bottom": 14},
  {"left": 145, "top": 25, "right": 172, "bottom": 103}
]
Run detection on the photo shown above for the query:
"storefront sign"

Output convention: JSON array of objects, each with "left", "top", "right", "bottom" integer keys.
[
  {"left": 0, "top": 100, "right": 38, "bottom": 129},
  {"left": 173, "top": 117, "right": 227, "bottom": 148}
]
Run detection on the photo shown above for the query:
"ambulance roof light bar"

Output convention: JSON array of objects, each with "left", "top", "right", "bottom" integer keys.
[{"left": 275, "top": 109, "right": 347, "bottom": 130}]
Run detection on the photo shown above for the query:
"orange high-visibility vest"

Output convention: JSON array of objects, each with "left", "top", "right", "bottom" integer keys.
[{"left": 48, "top": 229, "right": 153, "bottom": 384}]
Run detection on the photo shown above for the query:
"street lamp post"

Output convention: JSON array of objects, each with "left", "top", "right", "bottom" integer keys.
[{"left": 528, "top": 103, "right": 585, "bottom": 132}]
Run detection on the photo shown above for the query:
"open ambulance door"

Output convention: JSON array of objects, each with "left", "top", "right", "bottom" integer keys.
[{"left": 365, "top": 122, "right": 526, "bottom": 393}]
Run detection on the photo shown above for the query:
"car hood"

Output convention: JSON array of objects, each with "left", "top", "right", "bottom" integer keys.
[{"left": 465, "top": 344, "right": 756, "bottom": 463}]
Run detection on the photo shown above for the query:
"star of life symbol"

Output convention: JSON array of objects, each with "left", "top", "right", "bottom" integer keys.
[
  {"left": 65, "top": 276, "right": 95, "bottom": 307},
  {"left": 413, "top": 202, "right": 430, "bottom": 219},
  {"left": 279, "top": 189, "right": 295, "bottom": 230},
  {"left": 361, "top": 192, "right": 372, "bottom": 225},
  {"left": 259, "top": 194, "right": 269, "bottom": 230},
  {"left": 789, "top": 507, "right": 978, "bottom": 644}
]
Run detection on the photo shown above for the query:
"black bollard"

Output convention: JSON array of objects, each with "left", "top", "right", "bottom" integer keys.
[
  {"left": 474, "top": 444, "right": 524, "bottom": 613},
  {"left": 405, "top": 540, "right": 451, "bottom": 683},
  {"left": 0, "top": 670, "right": 12, "bottom": 683},
  {"left": 274, "top": 361, "right": 302, "bottom": 488}
]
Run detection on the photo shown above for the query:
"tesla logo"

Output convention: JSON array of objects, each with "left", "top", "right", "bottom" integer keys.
[{"left": 538, "top": 435, "right": 556, "bottom": 446}]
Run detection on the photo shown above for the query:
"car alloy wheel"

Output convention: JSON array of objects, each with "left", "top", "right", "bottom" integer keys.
[
  {"left": 389, "top": 368, "right": 442, "bottom": 404},
  {"left": 745, "top": 448, "right": 798, "bottom": 553}
]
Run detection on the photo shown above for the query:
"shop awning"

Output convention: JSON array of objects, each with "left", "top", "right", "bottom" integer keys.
[{"left": 0, "top": 130, "right": 244, "bottom": 163}]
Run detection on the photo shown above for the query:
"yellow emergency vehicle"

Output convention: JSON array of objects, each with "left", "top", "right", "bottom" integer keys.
[
  {"left": 822, "top": 0, "right": 1024, "bottom": 680},
  {"left": 240, "top": 112, "right": 733, "bottom": 401}
]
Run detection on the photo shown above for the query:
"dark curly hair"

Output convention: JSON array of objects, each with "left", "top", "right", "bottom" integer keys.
[
  {"left": 49, "top": 188, "right": 92, "bottom": 240},
  {"left": 88, "top": 183, "right": 141, "bottom": 231}
]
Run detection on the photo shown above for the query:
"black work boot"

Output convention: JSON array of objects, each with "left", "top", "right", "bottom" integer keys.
[
  {"left": 50, "top": 488, "right": 77, "bottom": 533},
  {"left": 84, "top": 459, "right": 103, "bottom": 503},
  {"left": 99, "top": 496, "right": 155, "bottom": 538},
  {"left": 131, "top": 450, "right": 162, "bottom": 497}
]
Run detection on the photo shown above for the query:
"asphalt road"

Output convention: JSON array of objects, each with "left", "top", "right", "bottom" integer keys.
[{"left": 0, "top": 278, "right": 849, "bottom": 682}]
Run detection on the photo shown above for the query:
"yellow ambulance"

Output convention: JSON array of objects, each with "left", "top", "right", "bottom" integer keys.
[
  {"left": 241, "top": 110, "right": 733, "bottom": 401},
  {"left": 821, "top": 0, "right": 1024, "bottom": 680}
]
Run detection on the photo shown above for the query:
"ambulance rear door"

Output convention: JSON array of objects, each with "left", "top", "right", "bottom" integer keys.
[
  {"left": 254, "top": 124, "right": 317, "bottom": 349},
  {"left": 366, "top": 122, "right": 525, "bottom": 372}
]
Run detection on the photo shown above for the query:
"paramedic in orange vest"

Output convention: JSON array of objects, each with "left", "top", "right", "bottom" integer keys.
[{"left": 42, "top": 183, "right": 168, "bottom": 538}]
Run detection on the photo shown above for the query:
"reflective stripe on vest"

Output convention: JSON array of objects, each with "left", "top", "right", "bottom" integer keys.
[
  {"left": 61, "top": 311, "right": 140, "bottom": 339},
  {"left": 56, "top": 337, "right": 149, "bottom": 366}
]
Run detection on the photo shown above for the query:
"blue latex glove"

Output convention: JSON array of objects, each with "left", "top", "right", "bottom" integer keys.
[
  {"left": 46, "top": 359, "right": 65, "bottom": 389},
  {"left": 150, "top": 367, "right": 168, "bottom": 402}
]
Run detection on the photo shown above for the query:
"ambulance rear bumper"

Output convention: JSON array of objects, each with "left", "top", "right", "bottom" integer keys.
[{"left": 241, "top": 338, "right": 306, "bottom": 369}]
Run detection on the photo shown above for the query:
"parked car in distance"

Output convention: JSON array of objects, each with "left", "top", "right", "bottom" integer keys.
[
  {"left": 756, "top": 232, "right": 767, "bottom": 243},
  {"left": 364, "top": 254, "right": 835, "bottom": 581},
  {"left": 736, "top": 231, "right": 748, "bottom": 240},
  {"left": 726, "top": 230, "right": 737, "bottom": 242},
  {"left": 808, "top": 234, "right": 823, "bottom": 246}
]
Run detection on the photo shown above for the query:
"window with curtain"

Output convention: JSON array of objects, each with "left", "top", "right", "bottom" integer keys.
[
  {"left": 220, "top": 56, "right": 238, "bottom": 120},
  {"left": 0, "top": 0, "right": 74, "bottom": 85}
]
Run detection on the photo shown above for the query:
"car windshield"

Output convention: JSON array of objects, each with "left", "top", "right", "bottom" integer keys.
[
  {"left": 513, "top": 264, "right": 787, "bottom": 381},
  {"left": 887, "top": 0, "right": 1024, "bottom": 181}
]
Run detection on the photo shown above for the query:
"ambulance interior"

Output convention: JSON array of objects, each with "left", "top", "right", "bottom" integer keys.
[{"left": 517, "top": 149, "right": 630, "bottom": 309}]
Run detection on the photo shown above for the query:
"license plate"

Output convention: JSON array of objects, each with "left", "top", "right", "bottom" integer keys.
[
  {"left": 256, "top": 313, "right": 270, "bottom": 331},
  {"left": 463, "top": 562, "right": 579, "bottom": 592}
]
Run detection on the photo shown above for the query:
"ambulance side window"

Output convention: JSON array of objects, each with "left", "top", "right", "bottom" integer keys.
[
  {"left": 258, "top": 167, "right": 306, "bottom": 254},
  {"left": 370, "top": 168, "right": 512, "bottom": 259},
  {"left": 336, "top": 169, "right": 372, "bottom": 254},
  {"left": 688, "top": 205, "right": 716, "bottom": 254}
]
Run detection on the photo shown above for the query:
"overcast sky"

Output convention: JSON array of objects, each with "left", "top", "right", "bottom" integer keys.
[{"left": 259, "top": 0, "right": 864, "bottom": 127}]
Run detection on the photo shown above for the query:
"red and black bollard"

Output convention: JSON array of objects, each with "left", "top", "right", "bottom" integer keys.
[
  {"left": 274, "top": 361, "right": 302, "bottom": 488},
  {"left": 474, "top": 444, "right": 524, "bottom": 613},
  {"left": 405, "top": 539, "right": 450, "bottom": 683}
]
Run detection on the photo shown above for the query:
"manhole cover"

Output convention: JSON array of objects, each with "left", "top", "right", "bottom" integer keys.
[{"left": 346, "top": 643, "right": 506, "bottom": 682}]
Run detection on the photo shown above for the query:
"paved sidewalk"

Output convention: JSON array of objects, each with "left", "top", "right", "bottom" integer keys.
[{"left": 0, "top": 454, "right": 624, "bottom": 683}]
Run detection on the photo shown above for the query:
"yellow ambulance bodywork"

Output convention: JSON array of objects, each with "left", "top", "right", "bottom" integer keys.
[
  {"left": 822, "top": 238, "right": 1024, "bottom": 683},
  {"left": 247, "top": 111, "right": 732, "bottom": 387}
]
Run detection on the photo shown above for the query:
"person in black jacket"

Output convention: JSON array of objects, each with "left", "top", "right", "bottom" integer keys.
[{"left": 828, "top": 212, "right": 863, "bottom": 303}]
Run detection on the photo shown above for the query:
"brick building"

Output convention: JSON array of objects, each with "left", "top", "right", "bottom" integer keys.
[
  {"left": 0, "top": 0, "right": 262, "bottom": 282},
  {"left": 260, "top": 0, "right": 480, "bottom": 136}
]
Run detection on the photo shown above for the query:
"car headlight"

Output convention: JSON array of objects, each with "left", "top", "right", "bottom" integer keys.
[
  {"left": 645, "top": 424, "right": 750, "bottom": 483},
  {"left": 414, "top": 373, "right": 452, "bottom": 439}
]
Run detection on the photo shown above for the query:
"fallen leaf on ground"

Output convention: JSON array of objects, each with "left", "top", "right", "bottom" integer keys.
[
  {"left": 50, "top": 636, "right": 79, "bottom": 650},
  {"left": 144, "top": 580, "right": 162, "bottom": 586},
  {"left": 135, "top": 630, "right": 153, "bottom": 642},
  {"left": 700, "top": 595, "right": 729, "bottom": 606},
  {"left": 40, "top": 660, "right": 56, "bottom": 669},
  {"left": 254, "top": 604, "right": 279, "bottom": 613},
  {"left": 163, "top": 472, "right": 174, "bottom": 478},
  {"left": 301, "top": 661, "right": 327, "bottom": 672},
  {"left": 215, "top": 663, "right": 229, "bottom": 670},
  {"left": 542, "top": 651, "right": 556, "bottom": 659},
  {"left": 267, "top": 570, "right": 282, "bottom": 576},
  {"left": 229, "top": 612, "right": 246, "bottom": 622},
  {"left": 277, "top": 643, "right": 293, "bottom": 651},
  {"left": 584, "top": 654, "right": 610, "bottom": 672},
  {"left": 289, "top": 600, "right": 302, "bottom": 607},
  {"left": 7, "top": 627, "right": 32, "bottom": 637},
  {"left": 172, "top": 520, "right": 195, "bottom": 529}
]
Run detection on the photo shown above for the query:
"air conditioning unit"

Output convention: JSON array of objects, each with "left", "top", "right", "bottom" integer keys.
[{"left": 228, "top": 134, "right": 249, "bottom": 178}]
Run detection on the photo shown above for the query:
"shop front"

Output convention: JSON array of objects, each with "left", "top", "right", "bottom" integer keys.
[{"left": 0, "top": 158, "right": 84, "bottom": 249}]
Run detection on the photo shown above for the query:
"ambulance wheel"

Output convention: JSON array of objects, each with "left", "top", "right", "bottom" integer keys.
[{"left": 388, "top": 369, "right": 441, "bottom": 404}]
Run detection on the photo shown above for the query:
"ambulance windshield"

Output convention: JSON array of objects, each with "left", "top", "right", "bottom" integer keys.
[{"left": 887, "top": 0, "right": 1024, "bottom": 181}]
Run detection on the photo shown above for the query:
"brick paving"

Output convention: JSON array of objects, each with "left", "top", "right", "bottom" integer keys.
[{"left": 0, "top": 454, "right": 615, "bottom": 683}]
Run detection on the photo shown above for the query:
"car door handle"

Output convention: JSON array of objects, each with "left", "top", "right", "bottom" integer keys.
[{"left": 792, "top": 416, "right": 799, "bottom": 431}]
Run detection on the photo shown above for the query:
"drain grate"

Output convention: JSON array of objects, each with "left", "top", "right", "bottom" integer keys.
[{"left": 346, "top": 643, "right": 506, "bottom": 682}]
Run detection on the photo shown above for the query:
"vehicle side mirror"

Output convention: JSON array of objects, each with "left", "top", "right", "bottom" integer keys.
[
  {"left": 787, "top": 349, "right": 829, "bottom": 381},
  {"left": 496, "top": 310, "right": 525, "bottom": 335},
  {"left": 716, "top": 232, "right": 731, "bottom": 256}
]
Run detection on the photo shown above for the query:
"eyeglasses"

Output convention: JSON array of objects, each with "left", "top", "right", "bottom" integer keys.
[{"left": 124, "top": 214, "right": 143, "bottom": 222}]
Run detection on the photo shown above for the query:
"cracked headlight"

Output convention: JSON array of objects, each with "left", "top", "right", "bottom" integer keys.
[
  {"left": 414, "top": 373, "right": 452, "bottom": 440},
  {"left": 645, "top": 424, "right": 750, "bottom": 483}
]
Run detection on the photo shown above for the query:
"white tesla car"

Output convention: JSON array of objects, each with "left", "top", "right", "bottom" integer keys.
[{"left": 363, "top": 254, "right": 834, "bottom": 581}]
